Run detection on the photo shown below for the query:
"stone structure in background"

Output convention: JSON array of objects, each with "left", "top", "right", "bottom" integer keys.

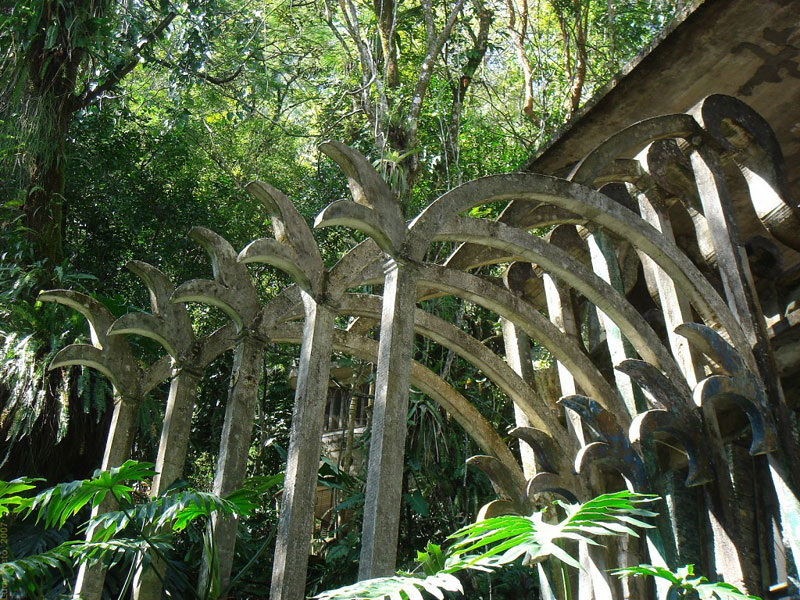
[
  {"left": 40, "top": 3, "right": 800, "bottom": 598},
  {"left": 43, "top": 91, "right": 800, "bottom": 600}
]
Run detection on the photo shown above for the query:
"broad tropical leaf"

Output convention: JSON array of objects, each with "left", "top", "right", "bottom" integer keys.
[
  {"left": 312, "top": 570, "right": 464, "bottom": 600},
  {"left": 449, "top": 490, "right": 657, "bottom": 570},
  {"left": 613, "top": 564, "right": 762, "bottom": 599},
  {"left": 313, "top": 491, "right": 658, "bottom": 600},
  {"left": 16, "top": 460, "right": 156, "bottom": 528}
]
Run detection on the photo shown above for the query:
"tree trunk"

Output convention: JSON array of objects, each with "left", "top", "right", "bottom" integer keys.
[{"left": 24, "top": 123, "right": 68, "bottom": 267}]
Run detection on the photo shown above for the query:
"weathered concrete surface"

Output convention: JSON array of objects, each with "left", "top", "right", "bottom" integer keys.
[
  {"left": 109, "top": 261, "right": 227, "bottom": 600},
  {"left": 407, "top": 173, "right": 752, "bottom": 366},
  {"left": 266, "top": 322, "right": 525, "bottom": 493},
  {"left": 172, "top": 228, "right": 264, "bottom": 595},
  {"left": 336, "top": 294, "right": 560, "bottom": 436},
  {"left": 40, "top": 290, "right": 167, "bottom": 600},
  {"left": 358, "top": 260, "right": 419, "bottom": 579},
  {"left": 270, "top": 296, "right": 334, "bottom": 600}
]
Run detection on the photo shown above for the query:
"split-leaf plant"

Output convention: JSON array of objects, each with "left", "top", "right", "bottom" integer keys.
[{"left": 313, "top": 491, "right": 761, "bottom": 600}]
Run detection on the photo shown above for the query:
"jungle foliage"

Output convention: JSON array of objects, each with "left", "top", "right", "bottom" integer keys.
[{"left": 0, "top": 0, "right": 683, "bottom": 596}]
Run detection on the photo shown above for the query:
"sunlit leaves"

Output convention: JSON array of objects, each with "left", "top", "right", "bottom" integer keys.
[
  {"left": 0, "top": 461, "right": 279, "bottom": 597},
  {"left": 313, "top": 491, "right": 658, "bottom": 600},
  {"left": 613, "top": 564, "right": 762, "bottom": 600}
]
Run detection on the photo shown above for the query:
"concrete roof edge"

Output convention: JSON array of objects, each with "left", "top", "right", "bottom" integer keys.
[{"left": 520, "top": 0, "right": 710, "bottom": 173}]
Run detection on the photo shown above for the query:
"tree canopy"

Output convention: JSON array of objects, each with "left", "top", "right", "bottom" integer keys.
[{"left": 0, "top": 0, "right": 682, "bottom": 596}]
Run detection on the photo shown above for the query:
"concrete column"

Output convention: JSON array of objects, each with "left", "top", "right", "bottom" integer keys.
[
  {"left": 134, "top": 367, "right": 202, "bottom": 600},
  {"left": 544, "top": 267, "right": 613, "bottom": 600},
  {"left": 358, "top": 259, "right": 418, "bottom": 580},
  {"left": 584, "top": 228, "right": 677, "bottom": 595},
  {"left": 73, "top": 392, "right": 140, "bottom": 600},
  {"left": 690, "top": 142, "right": 800, "bottom": 584},
  {"left": 198, "top": 334, "right": 265, "bottom": 596},
  {"left": 271, "top": 293, "right": 335, "bottom": 600},
  {"left": 632, "top": 184, "right": 704, "bottom": 388},
  {"left": 542, "top": 274, "right": 585, "bottom": 444},
  {"left": 630, "top": 163, "right": 748, "bottom": 587},
  {"left": 584, "top": 229, "right": 644, "bottom": 417},
  {"left": 500, "top": 317, "right": 537, "bottom": 479}
]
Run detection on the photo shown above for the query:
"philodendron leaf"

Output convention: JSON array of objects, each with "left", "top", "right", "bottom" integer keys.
[
  {"left": 15, "top": 460, "right": 155, "bottom": 528},
  {"left": 613, "top": 564, "right": 762, "bottom": 600},
  {"left": 0, "top": 477, "right": 41, "bottom": 517},
  {"left": 449, "top": 490, "right": 657, "bottom": 570},
  {"left": 315, "top": 491, "right": 660, "bottom": 599},
  {"left": 311, "top": 570, "right": 463, "bottom": 600}
]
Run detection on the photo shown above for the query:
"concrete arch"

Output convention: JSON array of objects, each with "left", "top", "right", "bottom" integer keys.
[
  {"left": 430, "top": 216, "right": 692, "bottom": 401},
  {"left": 335, "top": 294, "right": 567, "bottom": 437},
  {"left": 266, "top": 321, "right": 527, "bottom": 496},
  {"left": 258, "top": 245, "right": 622, "bottom": 421},
  {"left": 567, "top": 113, "right": 700, "bottom": 186},
  {"left": 404, "top": 171, "right": 752, "bottom": 370},
  {"left": 413, "top": 264, "right": 627, "bottom": 422}
]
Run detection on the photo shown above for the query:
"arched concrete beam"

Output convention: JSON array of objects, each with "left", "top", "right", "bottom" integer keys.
[
  {"left": 267, "top": 322, "right": 527, "bottom": 497},
  {"left": 693, "top": 94, "right": 800, "bottom": 253},
  {"left": 430, "top": 217, "right": 691, "bottom": 403},
  {"left": 414, "top": 264, "right": 626, "bottom": 423},
  {"left": 325, "top": 238, "right": 385, "bottom": 299},
  {"left": 568, "top": 114, "right": 700, "bottom": 185},
  {"left": 404, "top": 172, "right": 752, "bottom": 369},
  {"left": 283, "top": 251, "right": 622, "bottom": 423},
  {"left": 336, "top": 294, "right": 567, "bottom": 437},
  {"left": 259, "top": 238, "right": 623, "bottom": 424}
]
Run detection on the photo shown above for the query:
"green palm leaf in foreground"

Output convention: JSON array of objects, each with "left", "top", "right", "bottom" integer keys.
[
  {"left": 0, "top": 462, "right": 279, "bottom": 597},
  {"left": 313, "top": 491, "right": 657, "bottom": 600}
]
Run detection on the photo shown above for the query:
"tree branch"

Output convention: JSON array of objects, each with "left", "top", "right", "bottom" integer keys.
[
  {"left": 407, "top": 0, "right": 467, "bottom": 147},
  {"left": 77, "top": 11, "right": 177, "bottom": 109}
]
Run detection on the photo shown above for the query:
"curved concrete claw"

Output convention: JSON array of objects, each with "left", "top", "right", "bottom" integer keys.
[
  {"left": 467, "top": 455, "right": 528, "bottom": 512},
  {"left": 49, "top": 345, "right": 118, "bottom": 387},
  {"left": 239, "top": 238, "right": 314, "bottom": 293},
  {"left": 172, "top": 279, "right": 255, "bottom": 331},
  {"left": 559, "top": 395, "right": 624, "bottom": 442},
  {"left": 245, "top": 181, "right": 324, "bottom": 267},
  {"left": 675, "top": 322, "right": 747, "bottom": 377},
  {"left": 242, "top": 182, "right": 325, "bottom": 295},
  {"left": 561, "top": 395, "right": 646, "bottom": 488},
  {"left": 630, "top": 409, "right": 714, "bottom": 486},
  {"left": 173, "top": 228, "right": 260, "bottom": 330},
  {"left": 526, "top": 472, "right": 579, "bottom": 504},
  {"left": 187, "top": 228, "right": 260, "bottom": 321},
  {"left": 575, "top": 441, "right": 646, "bottom": 488},
  {"left": 510, "top": 427, "right": 561, "bottom": 474},
  {"left": 39, "top": 290, "right": 118, "bottom": 350},
  {"left": 109, "top": 313, "right": 178, "bottom": 358},
  {"left": 315, "top": 200, "right": 404, "bottom": 256},
  {"left": 615, "top": 359, "right": 693, "bottom": 413},
  {"left": 319, "top": 141, "right": 398, "bottom": 215},
  {"left": 316, "top": 142, "right": 406, "bottom": 256},
  {"left": 110, "top": 262, "right": 195, "bottom": 359},
  {"left": 645, "top": 140, "right": 703, "bottom": 213},
  {"left": 693, "top": 94, "right": 800, "bottom": 252},
  {"left": 126, "top": 261, "right": 182, "bottom": 319},
  {"left": 694, "top": 375, "right": 778, "bottom": 455},
  {"left": 477, "top": 499, "right": 521, "bottom": 519}
]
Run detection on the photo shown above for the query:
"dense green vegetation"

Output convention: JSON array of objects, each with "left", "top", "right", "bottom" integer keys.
[{"left": 1, "top": 0, "right": 682, "bottom": 596}]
